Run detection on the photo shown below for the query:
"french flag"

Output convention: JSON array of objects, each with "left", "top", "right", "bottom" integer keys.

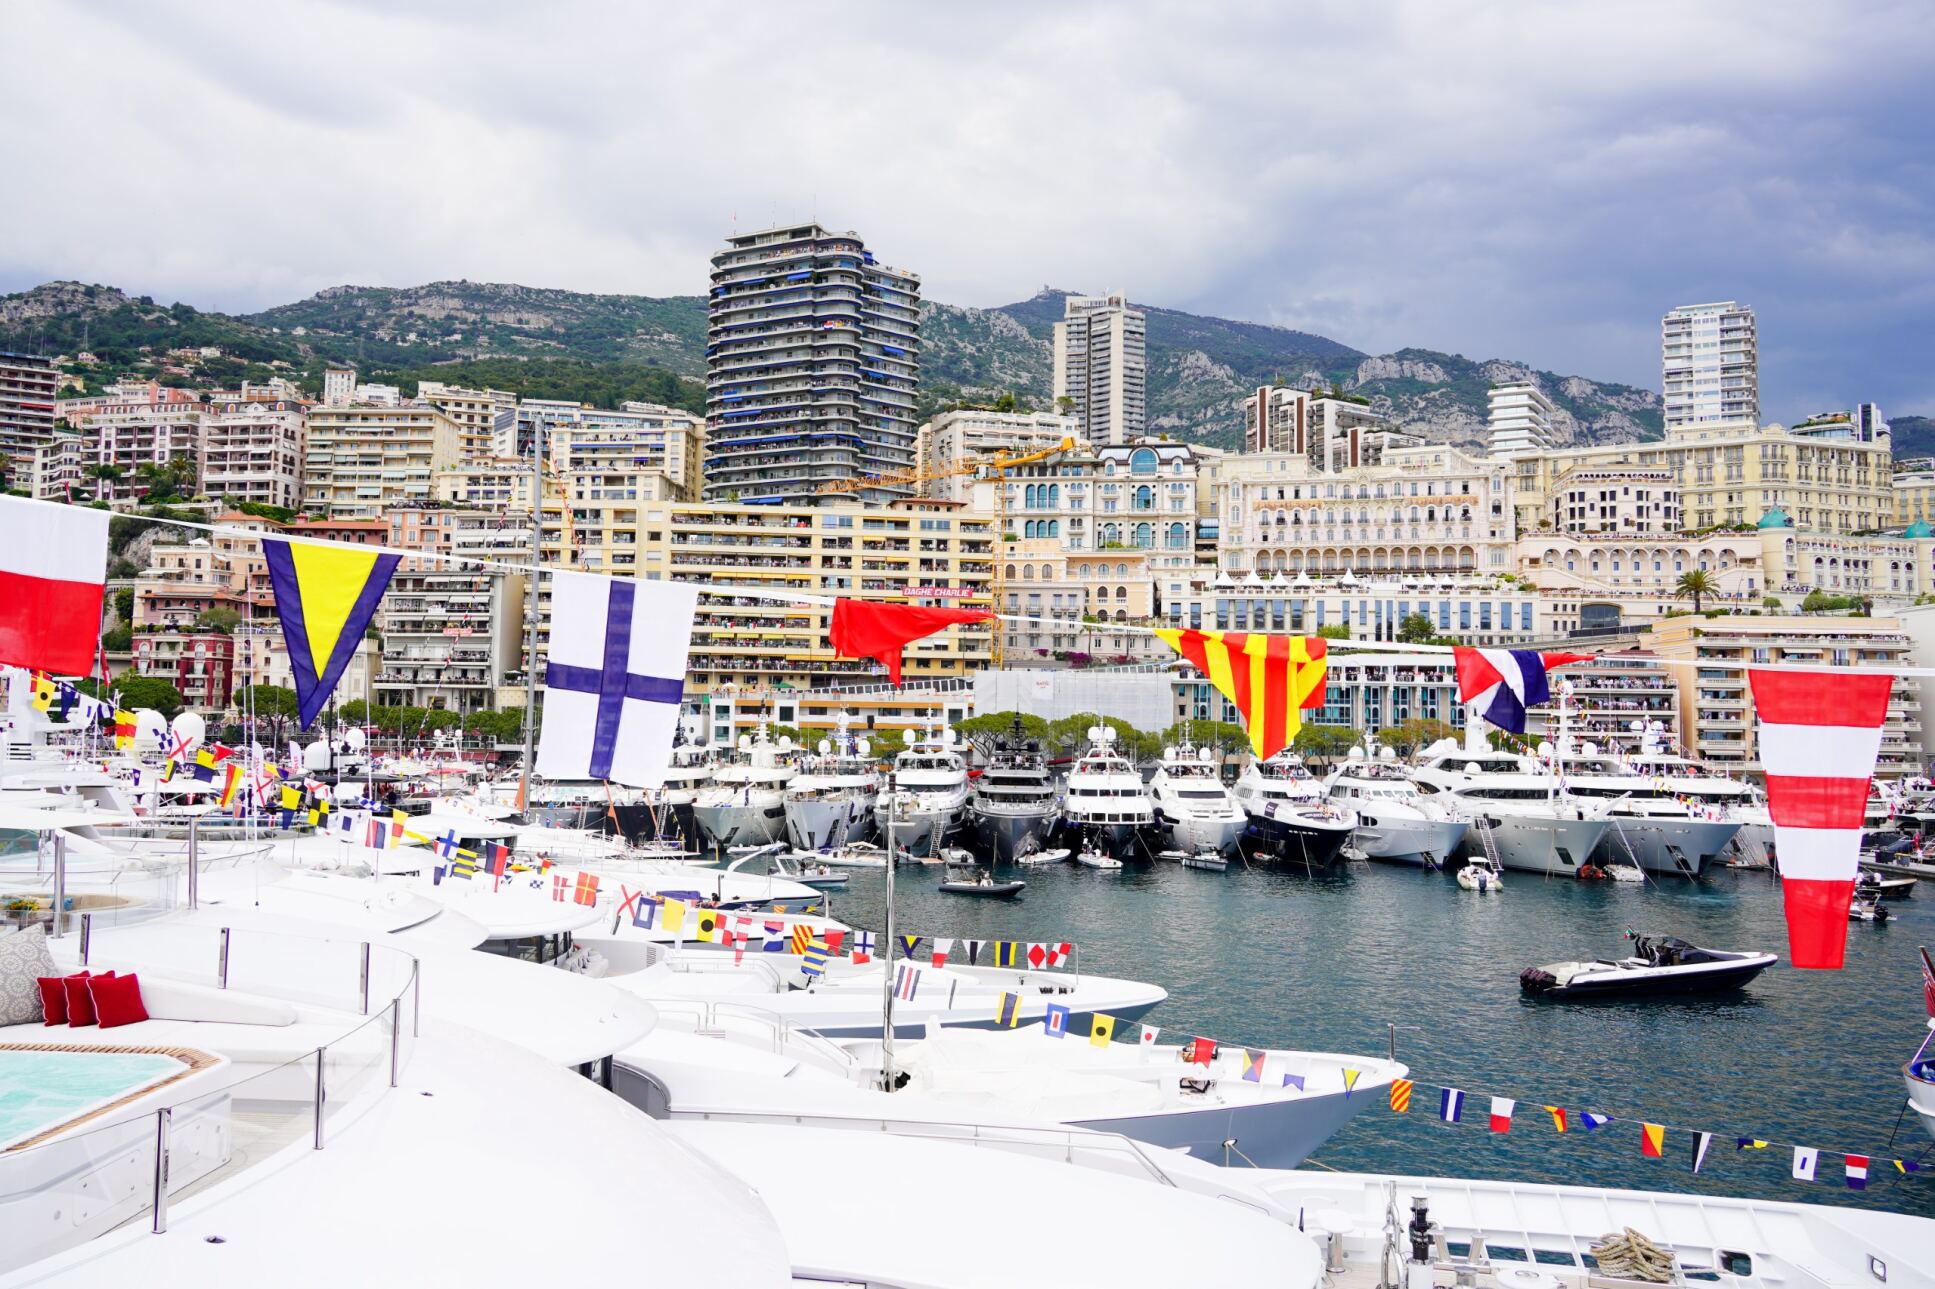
[
  {"left": 1749, "top": 669, "right": 1894, "bottom": 968},
  {"left": 1489, "top": 1096, "right": 1515, "bottom": 1133},
  {"left": 1453, "top": 648, "right": 1592, "bottom": 733},
  {"left": 0, "top": 498, "right": 108, "bottom": 676}
]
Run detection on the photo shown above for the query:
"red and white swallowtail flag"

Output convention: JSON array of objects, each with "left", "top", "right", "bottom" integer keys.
[
  {"left": 0, "top": 497, "right": 108, "bottom": 676},
  {"left": 1748, "top": 668, "right": 1893, "bottom": 968}
]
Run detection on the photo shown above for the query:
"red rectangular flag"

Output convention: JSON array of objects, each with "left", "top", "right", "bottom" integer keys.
[
  {"left": 829, "top": 599, "right": 994, "bottom": 687},
  {"left": 0, "top": 497, "right": 108, "bottom": 675},
  {"left": 1749, "top": 669, "right": 1893, "bottom": 968}
]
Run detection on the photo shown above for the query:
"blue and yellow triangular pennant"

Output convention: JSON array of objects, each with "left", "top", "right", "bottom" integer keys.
[{"left": 264, "top": 538, "right": 400, "bottom": 729}]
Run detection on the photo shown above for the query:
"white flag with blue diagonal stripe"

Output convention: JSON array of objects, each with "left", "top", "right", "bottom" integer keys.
[{"left": 535, "top": 571, "right": 696, "bottom": 787}]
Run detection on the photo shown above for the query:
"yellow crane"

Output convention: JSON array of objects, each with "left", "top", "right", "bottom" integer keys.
[{"left": 816, "top": 436, "right": 1076, "bottom": 666}]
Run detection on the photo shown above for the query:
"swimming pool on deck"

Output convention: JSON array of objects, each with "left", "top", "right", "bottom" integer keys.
[{"left": 0, "top": 1047, "right": 207, "bottom": 1150}]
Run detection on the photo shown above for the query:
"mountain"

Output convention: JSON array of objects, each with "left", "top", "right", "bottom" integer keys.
[
  {"left": 2, "top": 278, "right": 1664, "bottom": 450},
  {"left": 1889, "top": 415, "right": 1935, "bottom": 460}
]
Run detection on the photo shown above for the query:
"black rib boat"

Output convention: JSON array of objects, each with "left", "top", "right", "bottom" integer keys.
[{"left": 1520, "top": 934, "right": 1776, "bottom": 999}]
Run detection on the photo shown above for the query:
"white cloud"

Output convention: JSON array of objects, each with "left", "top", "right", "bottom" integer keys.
[{"left": 2, "top": 0, "right": 1931, "bottom": 414}]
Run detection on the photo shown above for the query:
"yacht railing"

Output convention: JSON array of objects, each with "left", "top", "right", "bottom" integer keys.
[
  {"left": 648, "top": 999, "right": 861, "bottom": 1071},
  {"left": 0, "top": 921, "right": 420, "bottom": 1275}
]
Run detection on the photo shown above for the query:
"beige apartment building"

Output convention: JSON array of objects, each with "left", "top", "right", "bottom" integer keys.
[
  {"left": 375, "top": 505, "right": 528, "bottom": 713},
  {"left": 304, "top": 403, "right": 462, "bottom": 518},
  {"left": 1510, "top": 420, "right": 1891, "bottom": 535},
  {"left": 1647, "top": 614, "right": 1921, "bottom": 777},
  {"left": 417, "top": 383, "right": 515, "bottom": 461},
  {"left": 202, "top": 400, "right": 307, "bottom": 510}
]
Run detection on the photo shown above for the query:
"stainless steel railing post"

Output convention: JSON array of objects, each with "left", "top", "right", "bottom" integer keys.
[
  {"left": 312, "top": 1047, "right": 326, "bottom": 1150},
  {"left": 150, "top": 1107, "right": 171, "bottom": 1233},
  {"left": 186, "top": 813, "right": 200, "bottom": 911},
  {"left": 358, "top": 942, "right": 371, "bottom": 1015},
  {"left": 218, "top": 927, "right": 230, "bottom": 988},
  {"left": 390, "top": 1000, "right": 401, "bottom": 1088},
  {"left": 79, "top": 912, "right": 91, "bottom": 965},
  {"left": 49, "top": 832, "right": 66, "bottom": 939}
]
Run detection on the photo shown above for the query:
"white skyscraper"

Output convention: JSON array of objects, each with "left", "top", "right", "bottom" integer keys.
[
  {"left": 1486, "top": 382, "right": 1558, "bottom": 457},
  {"left": 1662, "top": 301, "right": 1757, "bottom": 430},
  {"left": 1052, "top": 292, "right": 1146, "bottom": 446}
]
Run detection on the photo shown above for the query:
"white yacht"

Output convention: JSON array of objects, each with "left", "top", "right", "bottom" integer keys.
[
  {"left": 1325, "top": 744, "right": 1468, "bottom": 866},
  {"left": 691, "top": 726, "right": 796, "bottom": 851},
  {"left": 638, "top": 742, "right": 714, "bottom": 850},
  {"left": 1056, "top": 726, "right": 1156, "bottom": 857},
  {"left": 1618, "top": 721, "right": 1774, "bottom": 864},
  {"left": 1149, "top": 741, "right": 1245, "bottom": 856},
  {"left": 1549, "top": 748, "right": 1742, "bottom": 877},
  {"left": 1411, "top": 735, "right": 1613, "bottom": 878},
  {"left": 873, "top": 722, "right": 969, "bottom": 857},
  {"left": 968, "top": 715, "right": 1060, "bottom": 861},
  {"left": 782, "top": 717, "right": 880, "bottom": 852},
  {"left": 1230, "top": 748, "right": 1355, "bottom": 866}
]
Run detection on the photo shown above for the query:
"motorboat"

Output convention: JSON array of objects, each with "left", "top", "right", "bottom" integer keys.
[
  {"left": 968, "top": 714, "right": 1060, "bottom": 860},
  {"left": 1520, "top": 935, "right": 1776, "bottom": 999},
  {"left": 1013, "top": 844, "right": 1070, "bottom": 867},
  {"left": 1057, "top": 726, "right": 1155, "bottom": 857},
  {"left": 1455, "top": 856, "right": 1503, "bottom": 891},
  {"left": 782, "top": 716, "right": 881, "bottom": 852},
  {"left": 1607, "top": 861, "right": 1646, "bottom": 883},
  {"left": 1075, "top": 841, "right": 1123, "bottom": 870},
  {"left": 874, "top": 721, "right": 970, "bottom": 856},
  {"left": 1850, "top": 895, "right": 1890, "bottom": 922},
  {"left": 939, "top": 866, "right": 1026, "bottom": 898},
  {"left": 1902, "top": 949, "right": 1935, "bottom": 1143},
  {"left": 1230, "top": 749, "right": 1355, "bottom": 866},
  {"left": 729, "top": 844, "right": 849, "bottom": 890},
  {"left": 691, "top": 725, "right": 796, "bottom": 851},
  {"left": 1856, "top": 869, "right": 1916, "bottom": 901},
  {"left": 805, "top": 841, "right": 891, "bottom": 869},
  {"left": 1324, "top": 744, "right": 1467, "bottom": 867},
  {"left": 1410, "top": 736, "right": 1612, "bottom": 878},
  {"left": 1148, "top": 739, "right": 1244, "bottom": 856},
  {"left": 1173, "top": 847, "right": 1228, "bottom": 872}
]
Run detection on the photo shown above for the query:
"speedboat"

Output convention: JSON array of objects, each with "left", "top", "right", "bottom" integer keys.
[
  {"left": 1148, "top": 740, "right": 1244, "bottom": 856},
  {"left": 874, "top": 722, "right": 970, "bottom": 856},
  {"left": 1230, "top": 749, "right": 1354, "bottom": 866},
  {"left": 1013, "top": 844, "right": 1070, "bottom": 866},
  {"left": 1075, "top": 840, "right": 1123, "bottom": 870},
  {"left": 807, "top": 841, "right": 891, "bottom": 869},
  {"left": 1325, "top": 744, "right": 1467, "bottom": 867},
  {"left": 1520, "top": 934, "right": 1776, "bottom": 999},
  {"left": 1850, "top": 894, "right": 1890, "bottom": 922},
  {"left": 782, "top": 717, "right": 881, "bottom": 851},
  {"left": 692, "top": 726, "right": 796, "bottom": 851},
  {"left": 1856, "top": 869, "right": 1916, "bottom": 901},
  {"left": 1411, "top": 737, "right": 1612, "bottom": 877},
  {"left": 939, "top": 866, "right": 1026, "bottom": 898},
  {"left": 1455, "top": 856, "right": 1503, "bottom": 891},
  {"left": 1057, "top": 726, "right": 1155, "bottom": 857},
  {"left": 1174, "top": 847, "right": 1228, "bottom": 872},
  {"left": 968, "top": 714, "right": 1060, "bottom": 860}
]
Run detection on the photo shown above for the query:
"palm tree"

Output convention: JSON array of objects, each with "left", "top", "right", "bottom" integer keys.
[{"left": 1676, "top": 569, "right": 1716, "bottom": 614}]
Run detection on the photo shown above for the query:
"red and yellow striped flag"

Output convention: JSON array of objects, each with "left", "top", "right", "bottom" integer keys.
[
  {"left": 1389, "top": 1078, "right": 1414, "bottom": 1113},
  {"left": 1152, "top": 630, "right": 1328, "bottom": 761}
]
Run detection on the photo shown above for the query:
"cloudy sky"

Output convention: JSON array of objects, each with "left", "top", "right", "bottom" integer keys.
[{"left": 6, "top": 1, "right": 1932, "bottom": 418}]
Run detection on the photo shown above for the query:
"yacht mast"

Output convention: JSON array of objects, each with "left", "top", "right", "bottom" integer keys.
[{"left": 516, "top": 413, "right": 544, "bottom": 811}]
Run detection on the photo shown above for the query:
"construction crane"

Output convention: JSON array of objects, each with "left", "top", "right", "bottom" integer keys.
[{"left": 816, "top": 436, "right": 1076, "bottom": 666}]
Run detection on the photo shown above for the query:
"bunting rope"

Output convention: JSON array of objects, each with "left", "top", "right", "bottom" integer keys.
[{"left": 28, "top": 496, "right": 1935, "bottom": 680}]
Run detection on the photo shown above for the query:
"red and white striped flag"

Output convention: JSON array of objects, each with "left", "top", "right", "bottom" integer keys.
[{"left": 1749, "top": 668, "right": 1894, "bottom": 968}]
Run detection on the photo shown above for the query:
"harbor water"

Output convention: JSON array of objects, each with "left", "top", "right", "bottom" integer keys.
[{"left": 822, "top": 854, "right": 1935, "bottom": 1217}]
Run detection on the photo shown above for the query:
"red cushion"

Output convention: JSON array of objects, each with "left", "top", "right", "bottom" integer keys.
[
  {"left": 37, "top": 977, "right": 71, "bottom": 1025},
  {"left": 63, "top": 970, "right": 113, "bottom": 1027},
  {"left": 89, "top": 973, "right": 147, "bottom": 1029}
]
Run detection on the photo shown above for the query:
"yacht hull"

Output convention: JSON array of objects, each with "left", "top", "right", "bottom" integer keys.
[
  {"left": 693, "top": 799, "right": 787, "bottom": 850},
  {"left": 972, "top": 806, "right": 1058, "bottom": 862},
  {"left": 1596, "top": 817, "right": 1739, "bottom": 877},
  {"left": 1163, "top": 813, "right": 1246, "bottom": 857},
  {"left": 1242, "top": 813, "right": 1353, "bottom": 867},
  {"left": 875, "top": 803, "right": 961, "bottom": 857},
  {"left": 1058, "top": 817, "right": 1148, "bottom": 857},
  {"left": 785, "top": 797, "right": 877, "bottom": 852},
  {"left": 1071, "top": 1085, "right": 1378, "bottom": 1170},
  {"left": 1353, "top": 815, "right": 1468, "bottom": 867},
  {"left": 1459, "top": 814, "right": 1611, "bottom": 877},
  {"left": 1906, "top": 1058, "right": 1935, "bottom": 1145}
]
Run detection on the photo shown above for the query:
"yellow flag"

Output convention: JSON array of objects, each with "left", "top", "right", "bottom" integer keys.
[
  {"left": 264, "top": 538, "right": 400, "bottom": 731},
  {"left": 660, "top": 898, "right": 687, "bottom": 934},
  {"left": 1090, "top": 1013, "right": 1115, "bottom": 1048}
]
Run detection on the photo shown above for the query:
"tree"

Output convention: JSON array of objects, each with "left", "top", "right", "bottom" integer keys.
[
  {"left": 1375, "top": 718, "right": 1457, "bottom": 756},
  {"left": 235, "top": 683, "right": 301, "bottom": 743},
  {"left": 196, "top": 606, "right": 240, "bottom": 633},
  {"left": 112, "top": 586, "right": 135, "bottom": 623},
  {"left": 1159, "top": 720, "right": 1248, "bottom": 754},
  {"left": 1290, "top": 723, "right": 1357, "bottom": 767},
  {"left": 991, "top": 392, "right": 1017, "bottom": 414},
  {"left": 1046, "top": 712, "right": 1159, "bottom": 762},
  {"left": 339, "top": 699, "right": 368, "bottom": 725},
  {"left": 954, "top": 711, "right": 1050, "bottom": 759},
  {"left": 1395, "top": 613, "right": 1436, "bottom": 644},
  {"left": 79, "top": 673, "right": 184, "bottom": 719},
  {"left": 1316, "top": 623, "right": 1353, "bottom": 641},
  {"left": 1675, "top": 569, "right": 1716, "bottom": 614}
]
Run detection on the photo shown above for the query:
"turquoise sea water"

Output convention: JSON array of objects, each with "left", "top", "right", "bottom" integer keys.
[
  {"left": 0, "top": 1049, "right": 186, "bottom": 1147},
  {"left": 818, "top": 856, "right": 1935, "bottom": 1217}
]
